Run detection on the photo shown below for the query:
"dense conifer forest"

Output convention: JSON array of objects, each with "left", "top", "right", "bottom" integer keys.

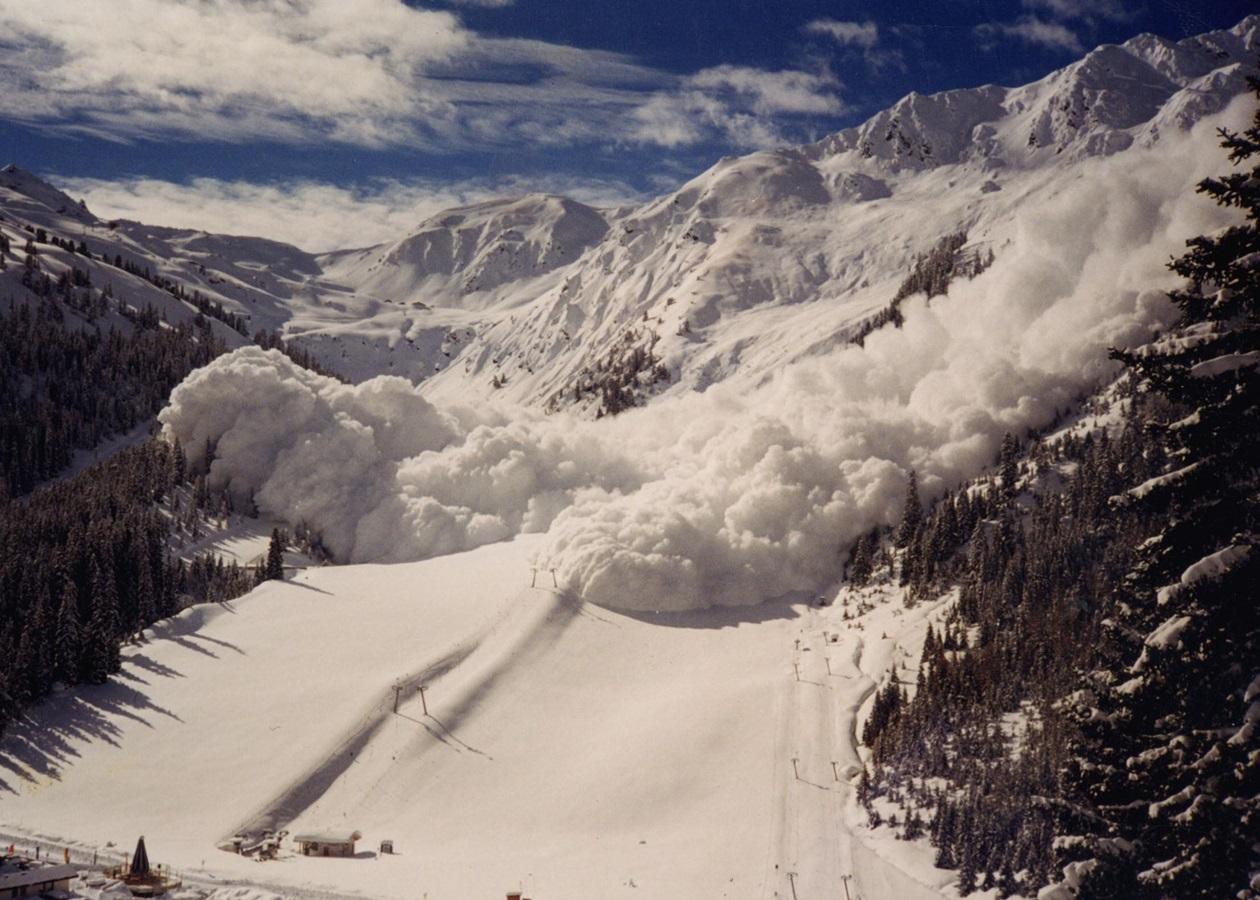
[
  {"left": 0, "top": 298, "right": 227, "bottom": 501},
  {"left": 0, "top": 213, "right": 339, "bottom": 501},
  {"left": 856, "top": 88, "right": 1260, "bottom": 898},
  {"left": 0, "top": 439, "right": 258, "bottom": 738}
]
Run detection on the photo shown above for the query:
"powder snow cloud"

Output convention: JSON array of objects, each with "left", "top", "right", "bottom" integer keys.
[{"left": 159, "top": 107, "right": 1241, "bottom": 613}]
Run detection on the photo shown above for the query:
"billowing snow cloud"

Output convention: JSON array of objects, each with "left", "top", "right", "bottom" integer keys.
[
  {"left": 160, "top": 351, "right": 639, "bottom": 563},
  {"left": 160, "top": 109, "right": 1238, "bottom": 612}
]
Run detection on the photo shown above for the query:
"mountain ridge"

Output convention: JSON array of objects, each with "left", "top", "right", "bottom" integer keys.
[{"left": 1, "top": 15, "right": 1255, "bottom": 411}]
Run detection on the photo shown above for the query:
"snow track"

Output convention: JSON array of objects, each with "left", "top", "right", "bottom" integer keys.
[{"left": 226, "top": 638, "right": 481, "bottom": 844}]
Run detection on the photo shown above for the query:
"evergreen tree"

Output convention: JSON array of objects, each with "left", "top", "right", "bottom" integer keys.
[
  {"left": 53, "top": 577, "right": 81, "bottom": 685},
  {"left": 261, "top": 528, "right": 287, "bottom": 582},
  {"left": 1063, "top": 82, "right": 1260, "bottom": 900},
  {"left": 848, "top": 530, "right": 875, "bottom": 586},
  {"left": 896, "top": 469, "right": 923, "bottom": 548},
  {"left": 998, "top": 432, "right": 1019, "bottom": 500}
]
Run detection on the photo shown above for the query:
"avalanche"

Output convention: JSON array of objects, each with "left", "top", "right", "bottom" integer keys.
[{"left": 159, "top": 100, "right": 1245, "bottom": 612}]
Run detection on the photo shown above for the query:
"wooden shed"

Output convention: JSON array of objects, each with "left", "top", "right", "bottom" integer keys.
[{"left": 294, "top": 830, "right": 362, "bottom": 858}]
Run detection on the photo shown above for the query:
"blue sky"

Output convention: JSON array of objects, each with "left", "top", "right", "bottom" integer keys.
[{"left": 0, "top": 0, "right": 1250, "bottom": 249}]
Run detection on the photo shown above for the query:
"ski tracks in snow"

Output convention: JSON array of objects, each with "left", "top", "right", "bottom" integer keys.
[{"left": 765, "top": 597, "right": 952, "bottom": 900}]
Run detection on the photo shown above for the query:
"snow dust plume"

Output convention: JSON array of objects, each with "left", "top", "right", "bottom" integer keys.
[
  {"left": 160, "top": 106, "right": 1242, "bottom": 611},
  {"left": 159, "top": 350, "right": 637, "bottom": 563}
]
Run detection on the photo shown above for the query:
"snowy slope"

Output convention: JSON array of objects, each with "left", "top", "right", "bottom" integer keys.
[
  {"left": 4, "top": 19, "right": 1258, "bottom": 899},
  {"left": 0, "top": 537, "right": 959, "bottom": 900},
  {"left": 418, "top": 14, "right": 1260, "bottom": 410},
  {"left": 2, "top": 16, "right": 1247, "bottom": 618},
  {"left": 320, "top": 194, "right": 610, "bottom": 311},
  {"left": 0, "top": 166, "right": 250, "bottom": 348}
]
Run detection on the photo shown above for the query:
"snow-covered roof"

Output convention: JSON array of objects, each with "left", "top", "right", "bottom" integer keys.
[
  {"left": 0, "top": 861, "right": 77, "bottom": 890},
  {"left": 293, "top": 830, "right": 361, "bottom": 844}
]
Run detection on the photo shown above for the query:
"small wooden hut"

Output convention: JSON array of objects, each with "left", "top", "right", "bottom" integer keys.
[{"left": 293, "top": 829, "right": 362, "bottom": 858}]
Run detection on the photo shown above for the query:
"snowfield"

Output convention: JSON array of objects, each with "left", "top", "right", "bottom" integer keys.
[{"left": 1, "top": 538, "right": 954, "bottom": 900}]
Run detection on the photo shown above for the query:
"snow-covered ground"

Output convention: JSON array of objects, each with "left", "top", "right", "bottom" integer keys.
[{"left": 1, "top": 536, "right": 962, "bottom": 899}]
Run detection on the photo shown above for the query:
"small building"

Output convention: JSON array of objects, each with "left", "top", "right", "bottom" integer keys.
[
  {"left": 294, "top": 830, "right": 361, "bottom": 858},
  {"left": 0, "top": 855, "right": 76, "bottom": 899}
]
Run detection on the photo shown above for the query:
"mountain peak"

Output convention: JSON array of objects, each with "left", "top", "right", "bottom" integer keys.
[
  {"left": 322, "top": 189, "right": 610, "bottom": 309},
  {"left": 807, "top": 15, "right": 1256, "bottom": 174},
  {"left": 0, "top": 164, "right": 96, "bottom": 223}
]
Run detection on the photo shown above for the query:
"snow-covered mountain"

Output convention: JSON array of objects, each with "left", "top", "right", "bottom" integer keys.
[
  {"left": 320, "top": 193, "right": 610, "bottom": 309},
  {"left": 435, "top": 13, "right": 1257, "bottom": 411},
  {"left": 3, "top": 16, "right": 1254, "bottom": 414}
]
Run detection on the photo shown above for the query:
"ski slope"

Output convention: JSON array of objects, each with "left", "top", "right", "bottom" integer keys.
[{"left": 1, "top": 537, "right": 956, "bottom": 900}]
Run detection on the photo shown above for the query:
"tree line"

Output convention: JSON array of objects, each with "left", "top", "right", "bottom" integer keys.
[
  {"left": 0, "top": 297, "right": 226, "bottom": 501},
  {"left": 849, "top": 229, "right": 994, "bottom": 347}
]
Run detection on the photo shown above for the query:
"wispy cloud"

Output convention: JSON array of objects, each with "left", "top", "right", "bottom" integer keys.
[
  {"left": 54, "top": 174, "right": 648, "bottom": 252},
  {"left": 805, "top": 19, "right": 880, "bottom": 49},
  {"left": 976, "top": 16, "right": 1085, "bottom": 54},
  {"left": 0, "top": 1, "right": 470, "bottom": 147},
  {"left": 804, "top": 18, "right": 904, "bottom": 73},
  {"left": 1021, "top": 0, "right": 1134, "bottom": 24},
  {"left": 978, "top": 0, "right": 1132, "bottom": 55},
  {"left": 631, "top": 66, "right": 843, "bottom": 149},
  {"left": 0, "top": 0, "right": 843, "bottom": 154}
]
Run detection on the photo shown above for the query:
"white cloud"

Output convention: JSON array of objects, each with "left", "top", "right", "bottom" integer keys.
[
  {"left": 0, "top": 0, "right": 839, "bottom": 154},
  {"left": 977, "top": 16, "right": 1085, "bottom": 53},
  {"left": 157, "top": 107, "right": 1244, "bottom": 612},
  {"left": 53, "top": 174, "right": 646, "bottom": 252},
  {"left": 0, "top": 0, "right": 470, "bottom": 147},
  {"left": 805, "top": 18, "right": 904, "bottom": 73},
  {"left": 630, "top": 66, "right": 843, "bottom": 150},
  {"left": 688, "top": 66, "right": 843, "bottom": 117},
  {"left": 979, "top": 0, "right": 1132, "bottom": 55},
  {"left": 1022, "top": 0, "right": 1132, "bottom": 23},
  {"left": 805, "top": 19, "right": 880, "bottom": 49}
]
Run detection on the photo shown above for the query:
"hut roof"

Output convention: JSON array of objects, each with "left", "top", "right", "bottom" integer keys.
[
  {"left": 293, "top": 830, "right": 361, "bottom": 844},
  {"left": 0, "top": 862, "right": 78, "bottom": 890}
]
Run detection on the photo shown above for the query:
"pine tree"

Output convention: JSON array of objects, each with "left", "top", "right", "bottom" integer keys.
[
  {"left": 896, "top": 469, "right": 923, "bottom": 548},
  {"left": 998, "top": 432, "right": 1019, "bottom": 500},
  {"left": 82, "top": 560, "right": 121, "bottom": 682},
  {"left": 261, "top": 528, "right": 287, "bottom": 582},
  {"left": 53, "top": 577, "right": 82, "bottom": 685},
  {"left": 1064, "top": 82, "right": 1260, "bottom": 900},
  {"left": 849, "top": 530, "right": 875, "bottom": 586}
]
